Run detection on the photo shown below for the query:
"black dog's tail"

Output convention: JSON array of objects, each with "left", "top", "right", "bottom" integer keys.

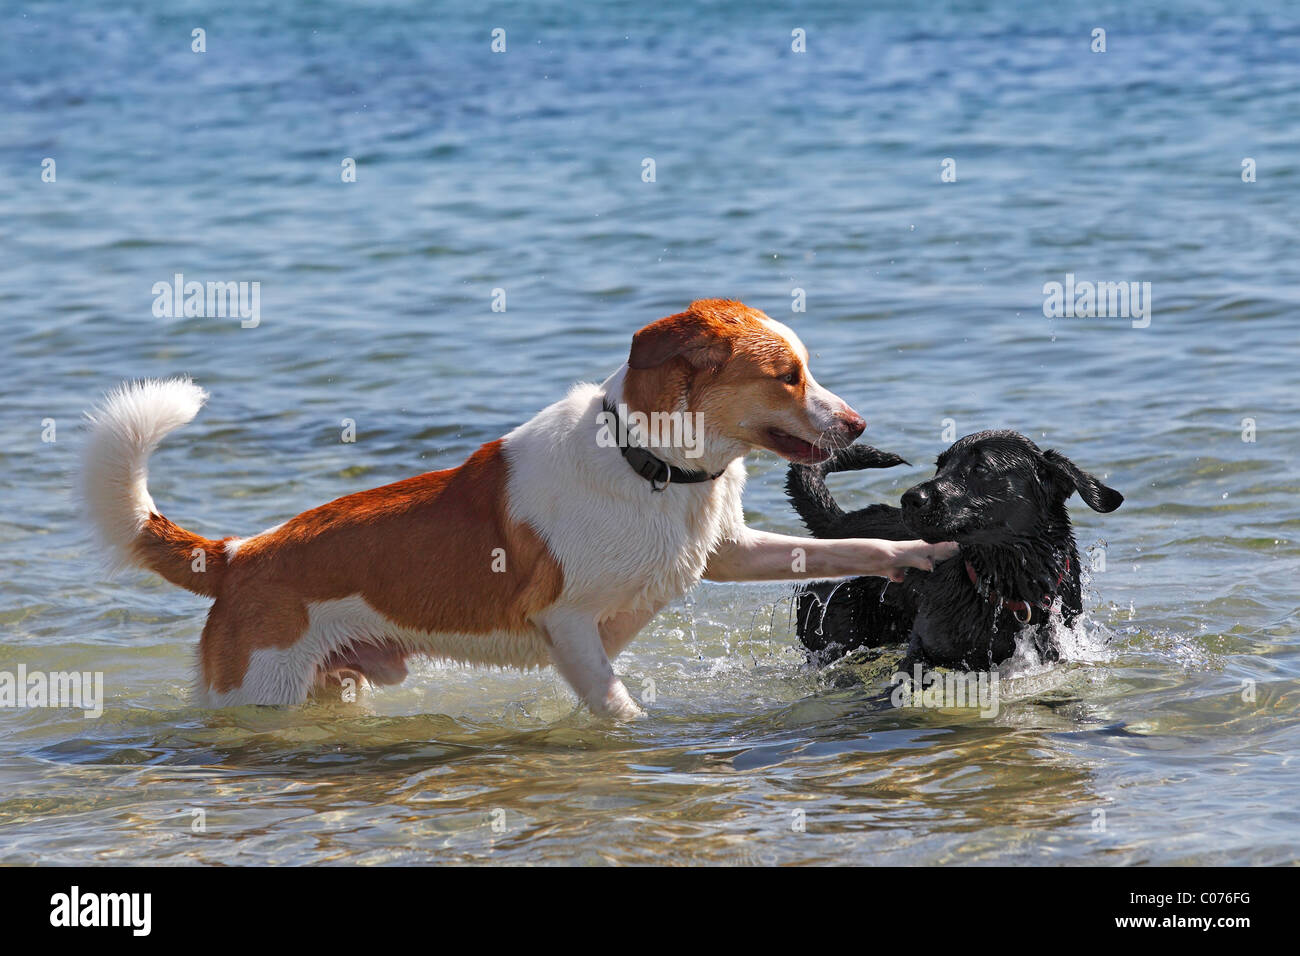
[{"left": 785, "top": 444, "right": 908, "bottom": 537}]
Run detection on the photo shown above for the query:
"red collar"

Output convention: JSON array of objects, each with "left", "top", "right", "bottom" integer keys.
[{"left": 965, "top": 556, "right": 1069, "bottom": 624}]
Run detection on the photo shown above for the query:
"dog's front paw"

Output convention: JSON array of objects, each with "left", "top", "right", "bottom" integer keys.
[
  {"left": 893, "top": 539, "right": 957, "bottom": 573},
  {"left": 591, "top": 683, "right": 646, "bottom": 721},
  {"left": 929, "top": 541, "right": 960, "bottom": 565}
]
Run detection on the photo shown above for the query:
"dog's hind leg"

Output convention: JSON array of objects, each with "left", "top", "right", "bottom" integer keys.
[{"left": 198, "top": 586, "right": 311, "bottom": 706}]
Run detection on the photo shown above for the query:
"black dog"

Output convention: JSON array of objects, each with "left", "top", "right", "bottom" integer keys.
[{"left": 786, "top": 431, "right": 1123, "bottom": 670}]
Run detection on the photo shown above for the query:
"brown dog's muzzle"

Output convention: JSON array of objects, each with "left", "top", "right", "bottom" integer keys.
[{"left": 837, "top": 408, "right": 866, "bottom": 441}]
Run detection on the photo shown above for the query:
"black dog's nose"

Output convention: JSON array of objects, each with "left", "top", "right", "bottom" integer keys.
[{"left": 902, "top": 487, "right": 930, "bottom": 511}]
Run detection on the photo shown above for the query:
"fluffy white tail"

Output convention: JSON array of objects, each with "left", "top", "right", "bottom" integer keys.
[{"left": 79, "top": 378, "right": 209, "bottom": 573}]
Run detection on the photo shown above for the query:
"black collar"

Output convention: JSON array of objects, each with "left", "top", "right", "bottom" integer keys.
[{"left": 601, "top": 398, "right": 724, "bottom": 492}]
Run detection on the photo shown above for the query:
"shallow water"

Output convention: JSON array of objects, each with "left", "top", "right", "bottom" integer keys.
[{"left": 2, "top": 0, "right": 1298, "bottom": 864}]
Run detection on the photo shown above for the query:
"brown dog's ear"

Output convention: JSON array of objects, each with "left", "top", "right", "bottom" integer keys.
[
  {"left": 628, "top": 311, "right": 734, "bottom": 371},
  {"left": 1044, "top": 449, "right": 1124, "bottom": 513}
]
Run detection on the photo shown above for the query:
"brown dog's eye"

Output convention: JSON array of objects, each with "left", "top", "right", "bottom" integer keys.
[{"left": 781, "top": 371, "right": 800, "bottom": 386}]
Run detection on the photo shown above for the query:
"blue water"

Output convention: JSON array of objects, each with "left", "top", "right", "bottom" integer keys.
[{"left": 1, "top": 0, "right": 1298, "bottom": 864}]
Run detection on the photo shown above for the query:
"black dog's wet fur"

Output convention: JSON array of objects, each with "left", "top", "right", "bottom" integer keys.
[{"left": 786, "top": 431, "right": 1123, "bottom": 670}]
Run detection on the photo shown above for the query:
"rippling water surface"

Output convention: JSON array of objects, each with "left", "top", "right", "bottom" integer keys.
[{"left": 1, "top": 0, "right": 1298, "bottom": 864}]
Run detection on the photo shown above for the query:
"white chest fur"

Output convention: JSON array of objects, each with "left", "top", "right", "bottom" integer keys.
[{"left": 501, "top": 380, "right": 746, "bottom": 622}]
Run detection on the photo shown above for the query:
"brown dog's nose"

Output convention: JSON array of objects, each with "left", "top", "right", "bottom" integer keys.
[{"left": 840, "top": 410, "right": 866, "bottom": 440}]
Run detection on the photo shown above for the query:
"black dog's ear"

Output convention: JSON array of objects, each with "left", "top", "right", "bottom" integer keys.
[{"left": 1043, "top": 449, "right": 1124, "bottom": 513}]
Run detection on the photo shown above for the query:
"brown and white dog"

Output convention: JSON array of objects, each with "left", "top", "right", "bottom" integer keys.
[{"left": 80, "top": 299, "right": 953, "bottom": 718}]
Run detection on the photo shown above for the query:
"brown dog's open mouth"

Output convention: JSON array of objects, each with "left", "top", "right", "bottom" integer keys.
[{"left": 764, "top": 428, "right": 828, "bottom": 464}]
